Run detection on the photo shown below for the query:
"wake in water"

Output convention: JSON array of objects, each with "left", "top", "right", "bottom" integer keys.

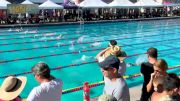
[
  {"left": 77, "top": 35, "right": 89, "bottom": 43},
  {"left": 136, "top": 54, "right": 148, "bottom": 65},
  {"left": 69, "top": 41, "right": 75, "bottom": 51},
  {"left": 74, "top": 55, "right": 95, "bottom": 63},
  {"left": 8, "top": 28, "right": 23, "bottom": 32},
  {"left": 23, "top": 30, "right": 38, "bottom": 34},
  {"left": 90, "top": 42, "right": 101, "bottom": 47},
  {"left": 56, "top": 34, "right": 63, "bottom": 39},
  {"left": 127, "top": 54, "right": 148, "bottom": 67}
]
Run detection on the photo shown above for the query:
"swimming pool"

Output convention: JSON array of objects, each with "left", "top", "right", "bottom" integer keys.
[{"left": 0, "top": 19, "right": 180, "bottom": 100}]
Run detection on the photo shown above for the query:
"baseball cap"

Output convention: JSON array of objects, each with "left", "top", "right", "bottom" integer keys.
[{"left": 99, "top": 55, "right": 120, "bottom": 70}]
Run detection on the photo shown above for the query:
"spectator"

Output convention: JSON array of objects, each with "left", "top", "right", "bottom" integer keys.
[
  {"left": 98, "top": 94, "right": 117, "bottom": 101},
  {"left": 159, "top": 73, "right": 180, "bottom": 101},
  {"left": 147, "top": 59, "right": 168, "bottom": 93},
  {"left": 0, "top": 76, "right": 27, "bottom": 101},
  {"left": 99, "top": 55, "right": 130, "bottom": 101},
  {"left": 27, "top": 62, "right": 63, "bottom": 101},
  {"left": 96, "top": 40, "right": 127, "bottom": 76},
  {"left": 167, "top": 73, "right": 180, "bottom": 101},
  {"left": 151, "top": 75, "right": 164, "bottom": 101},
  {"left": 140, "top": 47, "right": 158, "bottom": 101}
]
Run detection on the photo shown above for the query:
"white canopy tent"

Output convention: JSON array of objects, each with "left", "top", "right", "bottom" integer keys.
[
  {"left": 108, "top": 0, "right": 134, "bottom": 8},
  {"left": 39, "top": 0, "right": 63, "bottom": 9},
  {"left": 134, "top": 0, "right": 163, "bottom": 7},
  {"left": 0, "top": 0, "right": 11, "bottom": 9},
  {"left": 79, "top": 0, "right": 108, "bottom": 8},
  {"left": 21, "top": 0, "right": 34, "bottom": 4}
]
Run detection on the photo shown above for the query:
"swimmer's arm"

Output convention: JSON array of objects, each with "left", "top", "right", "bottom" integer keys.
[{"left": 96, "top": 47, "right": 110, "bottom": 59}]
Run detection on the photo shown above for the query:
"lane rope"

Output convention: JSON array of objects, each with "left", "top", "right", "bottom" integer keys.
[
  {"left": 0, "top": 35, "right": 180, "bottom": 54},
  {"left": 0, "top": 25, "right": 179, "bottom": 40},
  {"left": 0, "top": 49, "right": 179, "bottom": 79},
  {"left": 0, "top": 29, "right": 179, "bottom": 46},
  {"left": 62, "top": 65, "right": 180, "bottom": 94},
  {"left": 0, "top": 43, "right": 180, "bottom": 64}
]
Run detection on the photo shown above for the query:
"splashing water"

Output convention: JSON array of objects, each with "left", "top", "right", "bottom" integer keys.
[
  {"left": 77, "top": 35, "right": 88, "bottom": 43},
  {"left": 90, "top": 42, "right": 101, "bottom": 47},
  {"left": 81, "top": 55, "right": 94, "bottom": 61},
  {"left": 69, "top": 44, "right": 75, "bottom": 51},
  {"left": 44, "top": 33, "right": 55, "bottom": 37},
  {"left": 56, "top": 42, "right": 62, "bottom": 47},
  {"left": 135, "top": 54, "right": 148, "bottom": 66},
  {"left": 27, "top": 30, "right": 38, "bottom": 34},
  {"left": 56, "top": 34, "right": 63, "bottom": 39},
  {"left": 34, "top": 34, "right": 39, "bottom": 38},
  {"left": 8, "top": 28, "right": 12, "bottom": 32}
]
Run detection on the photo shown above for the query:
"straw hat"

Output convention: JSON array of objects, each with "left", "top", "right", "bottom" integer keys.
[
  {"left": 110, "top": 45, "right": 121, "bottom": 55},
  {"left": 104, "top": 46, "right": 127, "bottom": 61},
  {"left": 0, "top": 76, "right": 27, "bottom": 100}
]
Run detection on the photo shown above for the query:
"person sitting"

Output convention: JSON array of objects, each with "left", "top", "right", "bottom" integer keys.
[
  {"left": 98, "top": 55, "right": 130, "bottom": 101},
  {"left": 27, "top": 62, "right": 63, "bottom": 101},
  {"left": 98, "top": 94, "right": 117, "bottom": 101},
  {"left": 0, "top": 76, "right": 27, "bottom": 101}
]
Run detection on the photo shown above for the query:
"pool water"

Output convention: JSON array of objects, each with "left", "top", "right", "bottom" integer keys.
[{"left": 0, "top": 19, "right": 180, "bottom": 100}]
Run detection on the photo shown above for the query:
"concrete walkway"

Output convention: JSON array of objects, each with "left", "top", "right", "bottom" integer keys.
[{"left": 129, "top": 85, "right": 142, "bottom": 101}]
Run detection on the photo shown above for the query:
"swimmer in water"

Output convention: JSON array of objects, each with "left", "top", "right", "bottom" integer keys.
[{"left": 57, "top": 34, "right": 63, "bottom": 39}]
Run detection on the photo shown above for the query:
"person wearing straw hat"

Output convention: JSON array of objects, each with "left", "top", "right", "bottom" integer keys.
[
  {"left": 27, "top": 62, "right": 63, "bottom": 101},
  {"left": 0, "top": 76, "right": 27, "bottom": 101},
  {"left": 96, "top": 40, "right": 127, "bottom": 76}
]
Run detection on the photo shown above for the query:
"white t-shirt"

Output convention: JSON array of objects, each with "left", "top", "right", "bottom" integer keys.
[
  {"left": 104, "top": 78, "right": 130, "bottom": 101},
  {"left": 27, "top": 79, "right": 63, "bottom": 101}
]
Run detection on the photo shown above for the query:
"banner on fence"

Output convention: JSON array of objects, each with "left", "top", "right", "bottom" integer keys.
[{"left": 7, "top": 4, "right": 39, "bottom": 14}]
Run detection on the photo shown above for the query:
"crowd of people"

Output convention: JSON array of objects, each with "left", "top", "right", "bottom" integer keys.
[
  {"left": 0, "top": 6, "right": 180, "bottom": 25},
  {"left": 0, "top": 40, "right": 179, "bottom": 101}
]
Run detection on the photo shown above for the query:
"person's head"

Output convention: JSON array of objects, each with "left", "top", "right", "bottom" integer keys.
[
  {"left": 147, "top": 47, "right": 158, "bottom": 59},
  {"left": 153, "top": 75, "right": 164, "bottom": 92},
  {"left": 32, "top": 62, "right": 53, "bottom": 83},
  {"left": 163, "top": 73, "right": 180, "bottom": 96},
  {"left": 99, "top": 55, "right": 120, "bottom": 79},
  {"left": 109, "top": 40, "right": 117, "bottom": 47},
  {"left": 0, "top": 76, "right": 27, "bottom": 101},
  {"left": 153, "top": 59, "right": 168, "bottom": 75},
  {"left": 98, "top": 94, "right": 117, "bottom": 101}
]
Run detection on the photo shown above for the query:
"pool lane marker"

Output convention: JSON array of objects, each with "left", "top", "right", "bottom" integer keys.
[
  {"left": 0, "top": 38, "right": 179, "bottom": 64},
  {"left": 0, "top": 49, "right": 179, "bottom": 79},
  {"left": 0, "top": 28, "right": 179, "bottom": 48},
  {"left": 1, "top": 31, "right": 179, "bottom": 54},
  {"left": 0, "top": 27, "right": 179, "bottom": 46},
  {"left": 62, "top": 65, "right": 180, "bottom": 94},
  {"left": 0, "top": 24, "right": 178, "bottom": 40},
  {"left": 0, "top": 23, "right": 178, "bottom": 37}
]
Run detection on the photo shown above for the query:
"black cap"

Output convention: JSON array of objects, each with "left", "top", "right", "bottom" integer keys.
[
  {"left": 99, "top": 55, "right": 120, "bottom": 70},
  {"left": 109, "top": 40, "right": 117, "bottom": 46}
]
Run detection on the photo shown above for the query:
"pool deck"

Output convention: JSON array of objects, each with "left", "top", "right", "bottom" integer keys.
[
  {"left": 129, "top": 85, "right": 142, "bottom": 101},
  {"left": 0, "top": 16, "right": 180, "bottom": 28}
]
